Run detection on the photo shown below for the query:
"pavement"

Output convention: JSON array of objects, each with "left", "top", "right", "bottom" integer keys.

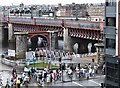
[{"left": 27, "top": 77, "right": 41, "bottom": 87}]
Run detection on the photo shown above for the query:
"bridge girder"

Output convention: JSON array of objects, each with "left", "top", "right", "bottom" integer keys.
[{"left": 8, "top": 22, "right": 103, "bottom": 41}]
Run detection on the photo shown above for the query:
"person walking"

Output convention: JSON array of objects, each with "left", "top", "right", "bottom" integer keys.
[
  {"left": 102, "top": 63, "right": 105, "bottom": 75},
  {"left": 53, "top": 72, "right": 56, "bottom": 81},
  {"left": 16, "top": 78, "right": 21, "bottom": 88},
  {"left": 12, "top": 68, "right": 16, "bottom": 77},
  {"left": 39, "top": 72, "right": 42, "bottom": 83},
  {"left": 0, "top": 74, "right": 3, "bottom": 86},
  {"left": 5, "top": 78, "right": 10, "bottom": 88},
  {"left": 13, "top": 73, "right": 17, "bottom": 80},
  {"left": 44, "top": 71, "right": 47, "bottom": 82},
  {"left": 50, "top": 74, "right": 53, "bottom": 83},
  {"left": 46, "top": 74, "right": 50, "bottom": 84},
  {"left": 28, "top": 71, "right": 31, "bottom": 81},
  {"left": 23, "top": 75, "right": 29, "bottom": 87}
]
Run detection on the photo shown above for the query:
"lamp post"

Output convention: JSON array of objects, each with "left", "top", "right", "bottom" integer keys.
[
  {"left": 32, "top": 51, "right": 35, "bottom": 69},
  {"left": 61, "top": 62, "right": 64, "bottom": 82},
  {"left": 31, "top": 6, "right": 33, "bottom": 19},
  {"left": 47, "top": 30, "right": 54, "bottom": 68},
  {"left": 7, "top": 7, "right": 10, "bottom": 22},
  {"left": 47, "top": 30, "right": 58, "bottom": 68}
]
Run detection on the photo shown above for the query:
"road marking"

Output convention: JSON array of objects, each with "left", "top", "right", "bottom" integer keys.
[
  {"left": 72, "top": 82, "right": 85, "bottom": 88},
  {"left": 95, "top": 75, "right": 105, "bottom": 78},
  {"left": 89, "top": 80, "right": 101, "bottom": 86}
]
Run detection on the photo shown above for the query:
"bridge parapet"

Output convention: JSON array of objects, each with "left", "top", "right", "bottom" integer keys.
[
  {"left": 9, "top": 17, "right": 34, "bottom": 24},
  {"left": 35, "top": 19, "right": 62, "bottom": 26},
  {"left": 65, "top": 21, "right": 100, "bottom": 29},
  {"left": 1, "top": 17, "right": 103, "bottom": 30}
]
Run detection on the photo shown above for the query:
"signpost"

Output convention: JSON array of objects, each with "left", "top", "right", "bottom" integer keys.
[
  {"left": 26, "top": 51, "right": 36, "bottom": 67},
  {"left": 8, "top": 49, "right": 16, "bottom": 67},
  {"left": 8, "top": 49, "right": 15, "bottom": 57}
]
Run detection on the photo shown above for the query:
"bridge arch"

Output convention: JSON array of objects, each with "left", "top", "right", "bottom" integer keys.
[
  {"left": 28, "top": 34, "right": 49, "bottom": 50},
  {"left": 29, "top": 34, "right": 49, "bottom": 42}
]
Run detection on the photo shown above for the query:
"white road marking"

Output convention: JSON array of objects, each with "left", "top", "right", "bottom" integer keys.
[
  {"left": 72, "top": 82, "right": 86, "bottom": 88},
  {"left": 89, "top": 80, "right": 101, "bottom": 86}
]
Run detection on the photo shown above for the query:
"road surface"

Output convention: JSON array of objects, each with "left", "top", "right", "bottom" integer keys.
[{"left": 0, "top": 55, "right": 12, "bottom": 86}]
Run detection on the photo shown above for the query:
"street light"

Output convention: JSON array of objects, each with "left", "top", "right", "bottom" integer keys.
[
  {"left": 47, "top": 30, "right": 54, "bottom": 68},
  {"left": 7, "top": 7, "right": 10, "bottom": 23},
  {"left": 32, "top": 51, "right": 36, "bottom": 69},
  {"left": 30, "top": 6, "right": 33, "bottom": 19},
  {"left": 46, "top": 30, "right": 58, "bottom": 68}
]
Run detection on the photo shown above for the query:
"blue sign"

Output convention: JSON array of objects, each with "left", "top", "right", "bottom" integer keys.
[
  {"left": 25, "top": 59, "right": 37, "bottom": 62},
  {"left": 26, "top": 51, "right": 36, "bottom": 59}
]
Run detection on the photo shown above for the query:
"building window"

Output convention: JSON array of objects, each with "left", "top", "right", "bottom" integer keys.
[
  {"left": 106, "top": 38, "right": 115, "bottom": 49},
  {"left": 106, "top": 17, "right": 116, "bottom": 27}
]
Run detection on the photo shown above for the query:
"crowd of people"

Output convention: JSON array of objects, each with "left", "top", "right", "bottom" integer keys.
[
  {"left": 0, "top": 68, "right": 30, "bottom": 88},
  {"left": 22, "top": 59, "right": 104, "bottom": 86},
  {"left": 29, "top": 67, "right": 61, "bottom": 84},
  {"left": 0, "top": 57, "right": 105, "bottom": 88}
]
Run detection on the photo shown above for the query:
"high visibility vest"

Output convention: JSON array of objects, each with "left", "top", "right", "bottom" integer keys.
[{"left": 16, "top": 80, "right": 20, "bottom": 84}]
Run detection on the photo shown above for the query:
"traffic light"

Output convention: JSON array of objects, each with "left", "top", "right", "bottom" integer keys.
[
  {"left": 78, "top": 63, "right": 80, "bottom": 69},
  {"left": 59, "top": 64, "right": 62, "bottom": 70},
  {"left": 62, "top": 63, "right": 65, "bottom": 70}
]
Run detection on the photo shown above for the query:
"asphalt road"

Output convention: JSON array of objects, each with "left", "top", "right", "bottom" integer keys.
[
  {"left": 0, "top": 60, "right": 12, "bottom": 86},
  {"left": 43, "top": 75, "right": 105, "bottom": 87}
]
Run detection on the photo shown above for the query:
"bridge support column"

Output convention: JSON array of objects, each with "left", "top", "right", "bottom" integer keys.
[
  {"left": 0, "top": 25, "right": 4, "bottom": 52},
  {"left": 94, "top": 43, "right": 104, "bottom": 66},
  {"left": 8, "top": 23, "right": 13, "bottom": 41},
  {"left": 0, "top": 25, "right": 3, "bottom": 42},
  {"left": 51, "top": 32, "right": 58, "bottom": 49},
  {"left": 0, "top": 25, "right": 8, "bottom": 53},
  {"left": 14, "top": 32, "right": 28, "bottom": 59},
  {"left": 63, "top": 28, "right": 72, "bottom": 52},
  {"left": 8, "top": 23, "right": 16, "bottom": 50}
]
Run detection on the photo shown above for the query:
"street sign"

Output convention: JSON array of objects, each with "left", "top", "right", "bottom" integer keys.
[
  {"left": 25, "top": 59, "right": 36, "bottom": 62},
  {"left": 26, "top": 51, "right": 36, "bottom": 60},
  {"left": 8, "top": 49, "right": 15, "bottom": 57},
  {"left": 25, "top": 51, "right": 37, "bottom": 64}
]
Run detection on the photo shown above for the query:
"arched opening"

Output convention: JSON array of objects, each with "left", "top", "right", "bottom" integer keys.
[
  {"left": 28, "top": 35, "right": 48, "bottom": 51},
  {"left": 73, "top": 43, "right": 79, "bottom": 54}
]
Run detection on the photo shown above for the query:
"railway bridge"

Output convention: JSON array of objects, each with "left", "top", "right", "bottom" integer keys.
[{"left": 0, "top": 16, "right": 103, "bottom": 58}]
